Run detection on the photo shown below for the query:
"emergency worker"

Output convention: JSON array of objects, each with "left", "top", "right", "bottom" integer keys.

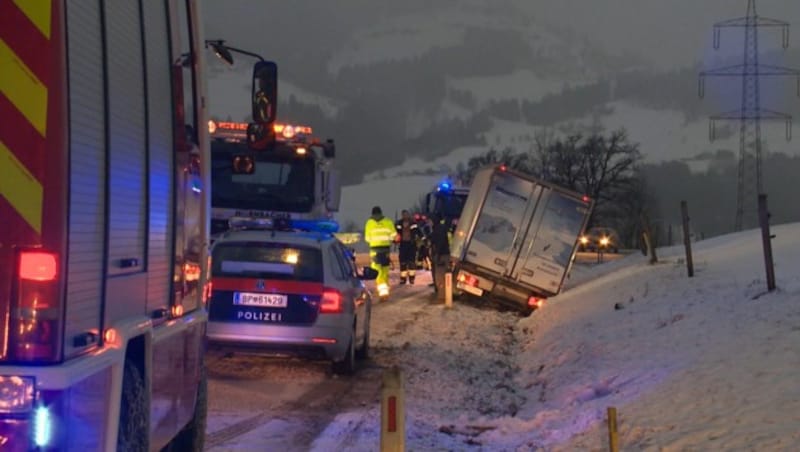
[
  {"left": 364, "top": 206, "right": 396, "bottom": 299},
  {"left": 415, "top": 214, "right": 431, "bottom": 271},
  {"left": 429, "top": 213, "right": 452, "bottom": 299},
  {"left": 395, "top": 210, "right": 421, "bottom": 284}
]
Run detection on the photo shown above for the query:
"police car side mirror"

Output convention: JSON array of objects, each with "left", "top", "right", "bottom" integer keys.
[{"left": 360, "top": 267, "right": 378, "bottom": 280}]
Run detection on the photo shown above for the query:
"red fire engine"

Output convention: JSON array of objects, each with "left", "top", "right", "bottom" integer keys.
[{"left": 0, "top": 1, "right": 277, "bottom": 450}]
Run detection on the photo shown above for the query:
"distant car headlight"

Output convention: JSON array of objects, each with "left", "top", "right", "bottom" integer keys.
[
  {"left": 600, "top": 237, "right": 610, "bottom": 246},
  {"left": 580, "top": 236, "right": 589, "bottom": 245}
]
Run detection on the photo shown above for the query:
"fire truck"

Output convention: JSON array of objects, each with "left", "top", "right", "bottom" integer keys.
[
  {"left": 208, "top": 120, "right": 341, "bottom": 237},
  {"left": 0, "top": 1, "right": 276, "bottom": 450}
]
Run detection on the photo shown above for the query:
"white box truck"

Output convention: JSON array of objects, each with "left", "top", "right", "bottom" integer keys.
[{"left": 450, "top": 165, "right": 594, "bottom": 313}]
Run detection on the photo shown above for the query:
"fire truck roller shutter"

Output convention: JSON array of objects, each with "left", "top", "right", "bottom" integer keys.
[
  {"left": 102, "top": 0, "right": 149, "bottom": 323},
  {"left": 142, "top": 0, "right": 176, "bottom": 317},
  {"left": 64, "top": 0, "right": 106, "bottom": 358}
]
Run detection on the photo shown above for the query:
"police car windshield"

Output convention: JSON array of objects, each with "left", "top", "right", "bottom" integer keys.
[
  {"left": 212, "top": 242, "right": 323, "bottom": 282},
  {"left": 211, "top": 142, "right": 314, "bottom": 213}
]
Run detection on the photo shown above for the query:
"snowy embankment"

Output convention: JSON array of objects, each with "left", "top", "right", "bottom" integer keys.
[{"left": 314, "top": 223, "right": 800, "bottom": 450}]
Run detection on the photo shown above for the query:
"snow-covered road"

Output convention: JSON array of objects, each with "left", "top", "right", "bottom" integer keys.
[
  {"left": 205, "top": 224, "right": 800, "bottom": 451},
  {"left": 205, "top": 270, "right": 526, "bottom": 451}
]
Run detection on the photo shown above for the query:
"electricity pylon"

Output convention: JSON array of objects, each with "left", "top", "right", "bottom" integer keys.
[{"left": 699, "top": 0, "right": 800, "bottom": 231}]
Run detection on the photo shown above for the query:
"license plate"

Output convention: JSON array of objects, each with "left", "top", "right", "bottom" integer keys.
[
  {"left": 457, "top": 282, "right": 483, "bottom": 297},
  {"left": 233, "top": 292, "right": 288, "bottom": 308}
]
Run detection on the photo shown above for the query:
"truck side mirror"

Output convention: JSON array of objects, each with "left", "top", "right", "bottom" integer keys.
[
  {"left": 424, "top": 193, "right": 432, "bottom": 214},
  {"left": 325, "top": 169, "right": 341, "bottom": 212},
  {"left": 251, "top": 60, "right": 278, "bottom": 124},
  {"left": 323, "top": 139, "right": 335, "bottom": 158}
]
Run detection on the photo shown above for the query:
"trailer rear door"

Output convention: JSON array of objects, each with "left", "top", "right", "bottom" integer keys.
[
  {"left": 512, "top": 190, "right": 590, "bottom": 293},
  {"left": 464, "top": 170, "right": 542, "bottom": 275}
]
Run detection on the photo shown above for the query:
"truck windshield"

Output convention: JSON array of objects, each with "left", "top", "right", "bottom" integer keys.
[
  {"left": 435, "top": 192, "right": 467, "bottom": 218},
  {"left": 211, "top": 142, "right": 315, "bottom": 212}
]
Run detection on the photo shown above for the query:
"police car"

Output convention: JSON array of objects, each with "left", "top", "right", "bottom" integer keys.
[{"left": 207, "top": 218, "right": 378, "bottom": 374}]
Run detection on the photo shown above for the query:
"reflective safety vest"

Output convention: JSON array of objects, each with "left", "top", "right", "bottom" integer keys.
[{"left": 364, "top": 216, "right": 396, "bottom": 248}]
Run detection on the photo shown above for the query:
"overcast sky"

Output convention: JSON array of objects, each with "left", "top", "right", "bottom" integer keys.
[{"left": 202, "top": 0, "right": 800, "bottom": 72}]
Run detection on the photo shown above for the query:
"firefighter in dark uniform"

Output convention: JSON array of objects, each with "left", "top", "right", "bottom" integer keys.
[
  {"left": 429, "top": 212, "right": 452, "bottom": 299},
  {"left": 395, "top": 210, "right": 421, "bottom": 285}
]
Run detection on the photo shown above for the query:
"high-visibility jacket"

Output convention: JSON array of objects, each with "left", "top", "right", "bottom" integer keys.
[{"left": 364, "top": 216, "right": 396, "bottom": 248}]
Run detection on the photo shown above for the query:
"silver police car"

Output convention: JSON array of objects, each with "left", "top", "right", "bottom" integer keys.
[{"left": 207, "top": 219, "right": 377, "bottom": 375}]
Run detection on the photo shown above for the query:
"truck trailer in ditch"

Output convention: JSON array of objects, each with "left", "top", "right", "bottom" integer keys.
[{"left": 450, "top": 165, "right": 594, "bottom": 314}]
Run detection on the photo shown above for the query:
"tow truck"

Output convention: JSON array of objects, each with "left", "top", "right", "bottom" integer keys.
[{"left": 209, "top": 120, "right": 341, "bottom": 238}]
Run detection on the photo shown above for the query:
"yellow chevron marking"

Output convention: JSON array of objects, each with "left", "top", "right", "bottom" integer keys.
[
  {"left": 0, "top": 38, "right": 48, "bottom": 137},
  {"left": 0, "top": 140, "right": 43, "bottom": 234},
  {"left": 12, "top": 0, "right": 51, "bottom": 39}
]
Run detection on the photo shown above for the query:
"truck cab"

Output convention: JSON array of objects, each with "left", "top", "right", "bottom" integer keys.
[
  {"left": 423, "top": 180, "right": 469, "bottom": 228},
  {"left": 209, "top": 121, "right": 341, "bottom": 236}
]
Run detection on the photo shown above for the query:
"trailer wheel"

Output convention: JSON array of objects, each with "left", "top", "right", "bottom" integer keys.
[
  {"left": 164, "top": 365, "right": 208, "bottom": 451},
  {"left": 117, "top": 360, "right": 148, "bottom": 452}
]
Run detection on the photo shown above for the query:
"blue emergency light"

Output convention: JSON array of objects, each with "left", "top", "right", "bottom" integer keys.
[
  {"left": 291, "top": 219, "right": 340, "bottom": 233},
  {"left": 437, "top": 181, "right": 452, "bottom": 191},
  {"left": 228, "top": 217, "right": 339, "bottom": 234}
]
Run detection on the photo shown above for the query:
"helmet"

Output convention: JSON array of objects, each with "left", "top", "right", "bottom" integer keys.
[{"left": 371, "top": 206, "right": 382, "bottom": 216}]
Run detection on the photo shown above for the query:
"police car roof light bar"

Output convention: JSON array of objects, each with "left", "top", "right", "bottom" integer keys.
[{"left": 227, "top": 216, "right": 339, "bottom": 234}]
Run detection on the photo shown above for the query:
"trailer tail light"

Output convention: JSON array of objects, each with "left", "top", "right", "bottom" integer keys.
[
  {"left": 320, "top": 288, "right": 343, "bottom": 314},
  {"left": 528, "top": 297, "right": 545, "bottom": 309},
  {"left": 11, "top": 251, "right": 63, "bottom": 362},
  {"left": 457, "top": 272, "right": 478, "bottom": 287}
]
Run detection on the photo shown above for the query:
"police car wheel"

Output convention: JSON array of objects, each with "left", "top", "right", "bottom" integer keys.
[
  {"left": 332, "top": 328, "right": 356, "bottom": 375},
  {"left": 356, "top": 312, "right": 370, "bottom": 360}
]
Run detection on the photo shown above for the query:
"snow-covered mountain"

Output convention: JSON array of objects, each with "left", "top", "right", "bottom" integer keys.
[{"left": 202, "top": 0, "right": 800, "bottom": 231}]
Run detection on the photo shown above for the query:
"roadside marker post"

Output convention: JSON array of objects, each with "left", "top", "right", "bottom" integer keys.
[
  {"left": 381, "top": 366, "right": 405, "bottom": 452},
  {"left": 681, "top": 200, "right": 694, "bottom": 277},
  {"left": 444, "top": 272, "right": 453, "bottom": 308},
  {"left": 607, "top": 406, "right": 619, "bottom": 452}
]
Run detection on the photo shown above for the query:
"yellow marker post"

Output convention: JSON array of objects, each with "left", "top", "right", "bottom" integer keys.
[
  {"left": 444, "top": 272, "right": 453, "bottom": 308},
  {"left": 381, "top": 366, "right": 405, "bottom": 452},
  {"left": 607, "top": 406, "right": 619, "bottom": 452}
]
